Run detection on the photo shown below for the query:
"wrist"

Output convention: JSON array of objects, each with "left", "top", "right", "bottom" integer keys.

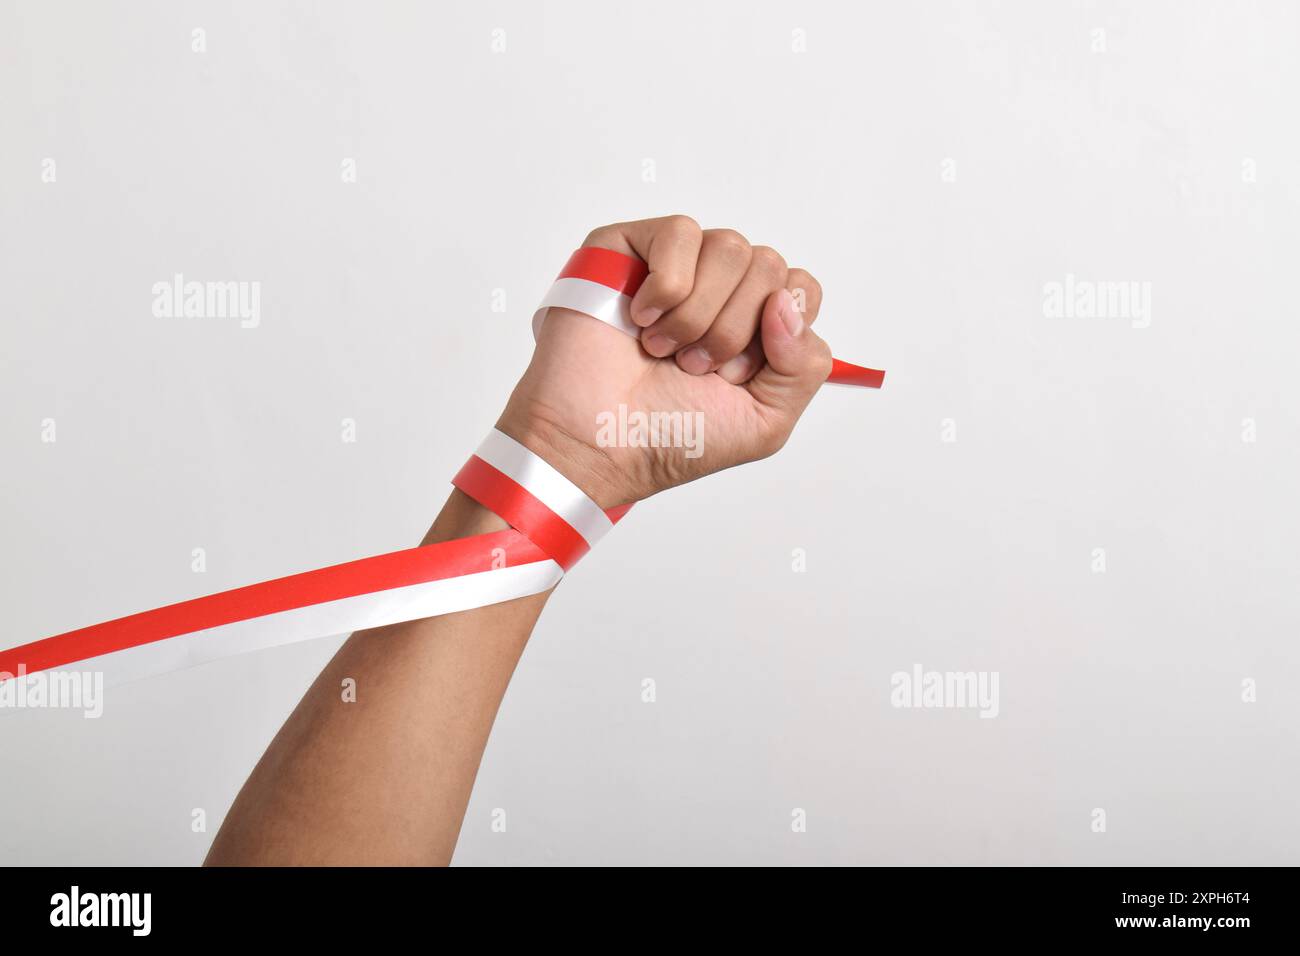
[
  {"left": 421, "top": 489, "right": 510, "bottom": 546},
  {"left": 494, "top": 403, "right": 635, "bottom": 510}
]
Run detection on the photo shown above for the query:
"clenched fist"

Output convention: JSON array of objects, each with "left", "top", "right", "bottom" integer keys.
[{"left": 497, "top": 215, "right": 836, "bottom": 507}]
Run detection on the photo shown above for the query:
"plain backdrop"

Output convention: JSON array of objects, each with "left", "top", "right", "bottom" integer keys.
[{"left": 2, "top": 0, "right": 1298, "bottom": 865}]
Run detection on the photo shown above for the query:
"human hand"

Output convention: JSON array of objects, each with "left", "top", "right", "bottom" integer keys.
[{"left": 497, "top": 215, "right": 835, "bottom": 507}]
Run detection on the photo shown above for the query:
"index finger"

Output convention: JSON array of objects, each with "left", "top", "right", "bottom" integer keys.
[{"left": 584, "top": 215, "right": 703, "bottom": 326}]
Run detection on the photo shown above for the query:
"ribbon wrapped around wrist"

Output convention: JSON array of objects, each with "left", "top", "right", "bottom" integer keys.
[{"left": 0, "top": 250, "right": 883, "bottom": 689}]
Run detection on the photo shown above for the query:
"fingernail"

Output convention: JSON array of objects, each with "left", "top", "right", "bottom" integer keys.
[
  {"left": 777, "top": 289, "right": 803, "bottom": 337},
  {"left": 677, "top": 346, "right": 713, "bottom": 375},
  {"left": 717, "top": 352, "right": 755, "bottom": 381},
  {"left": 643, "top": 333, "right": 678, "bottom": 357},
  {"left": 635, "top": 306, "right": 663, "bottom": 327}
]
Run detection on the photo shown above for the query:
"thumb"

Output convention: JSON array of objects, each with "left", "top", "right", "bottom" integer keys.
[{"left": 745, "top": 288, "right": 834, "bottom": 423}]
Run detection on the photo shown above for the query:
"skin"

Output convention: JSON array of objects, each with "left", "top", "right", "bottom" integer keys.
[{"left": 204, "top": 216, "right": 836, "bottom": 865}]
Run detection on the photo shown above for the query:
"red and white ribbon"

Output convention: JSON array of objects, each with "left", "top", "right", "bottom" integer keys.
[
  {"left": 0, "top": 533, "right": 562, "bottom": 687},
  {"left": 532, "top": 248, "right": 646, "bottom": 340},
  {"left": 0, "top": 249, "right": 883, "bottom": 689},
  {"left": 453, "top": 429, "right": 629, "bottom": 571},
  {"left": 535, "top": 247, "right": 886, "bottom": 389}
]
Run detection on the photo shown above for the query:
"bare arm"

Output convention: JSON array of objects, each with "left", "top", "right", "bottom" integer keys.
[
  {"left": 205, "top": 491, "right": 545, "bottom": 865},
  {"left": 205, "top": 216, "right": 834, "bottom": 865}
]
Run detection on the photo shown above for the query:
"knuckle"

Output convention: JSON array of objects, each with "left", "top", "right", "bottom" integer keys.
[
  {"left": 654, "top": 273, "right": 694, "bottom": 306},
  {"left": 663, "top": 214, "right": 701, "bottom": 240},
  {"left": 706, "top": 228, "right": 752, "bottom": 264},
  {"left": 583, "top": 223, "right": 619, "bottom": 247},
  {"left": 701, "top": 324, "right": 752, "bottom": 360},
  {"left": 749, "top": 245, "right": 788, "bottom": 282},
  {"left": 659, "top": 304, "right": 712, "bottom": 341}
]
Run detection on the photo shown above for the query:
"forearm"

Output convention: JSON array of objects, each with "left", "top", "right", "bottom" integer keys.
[
  {"left": 204, "top": 490, "right": 551, "bottom": 866},
  {"left": 203, "top": 217, "right": 838, "bottom": 867}
]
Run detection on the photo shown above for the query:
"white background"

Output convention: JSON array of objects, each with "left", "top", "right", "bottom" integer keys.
[{"left": 2, "top": 0, "right": 1297, "bottom": 865}]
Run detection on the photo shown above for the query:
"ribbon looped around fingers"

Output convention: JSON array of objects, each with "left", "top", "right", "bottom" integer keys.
[
  {"left": 0, "top": 250, "right": 884, "bottom": 688},
  {"left": 534, "top": 247, "right": 886, "bottom": 388}
]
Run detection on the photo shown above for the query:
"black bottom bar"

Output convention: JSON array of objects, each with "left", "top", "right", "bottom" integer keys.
[{"left": 6, "top": 865, "right": 1284, "bottom": 941}]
